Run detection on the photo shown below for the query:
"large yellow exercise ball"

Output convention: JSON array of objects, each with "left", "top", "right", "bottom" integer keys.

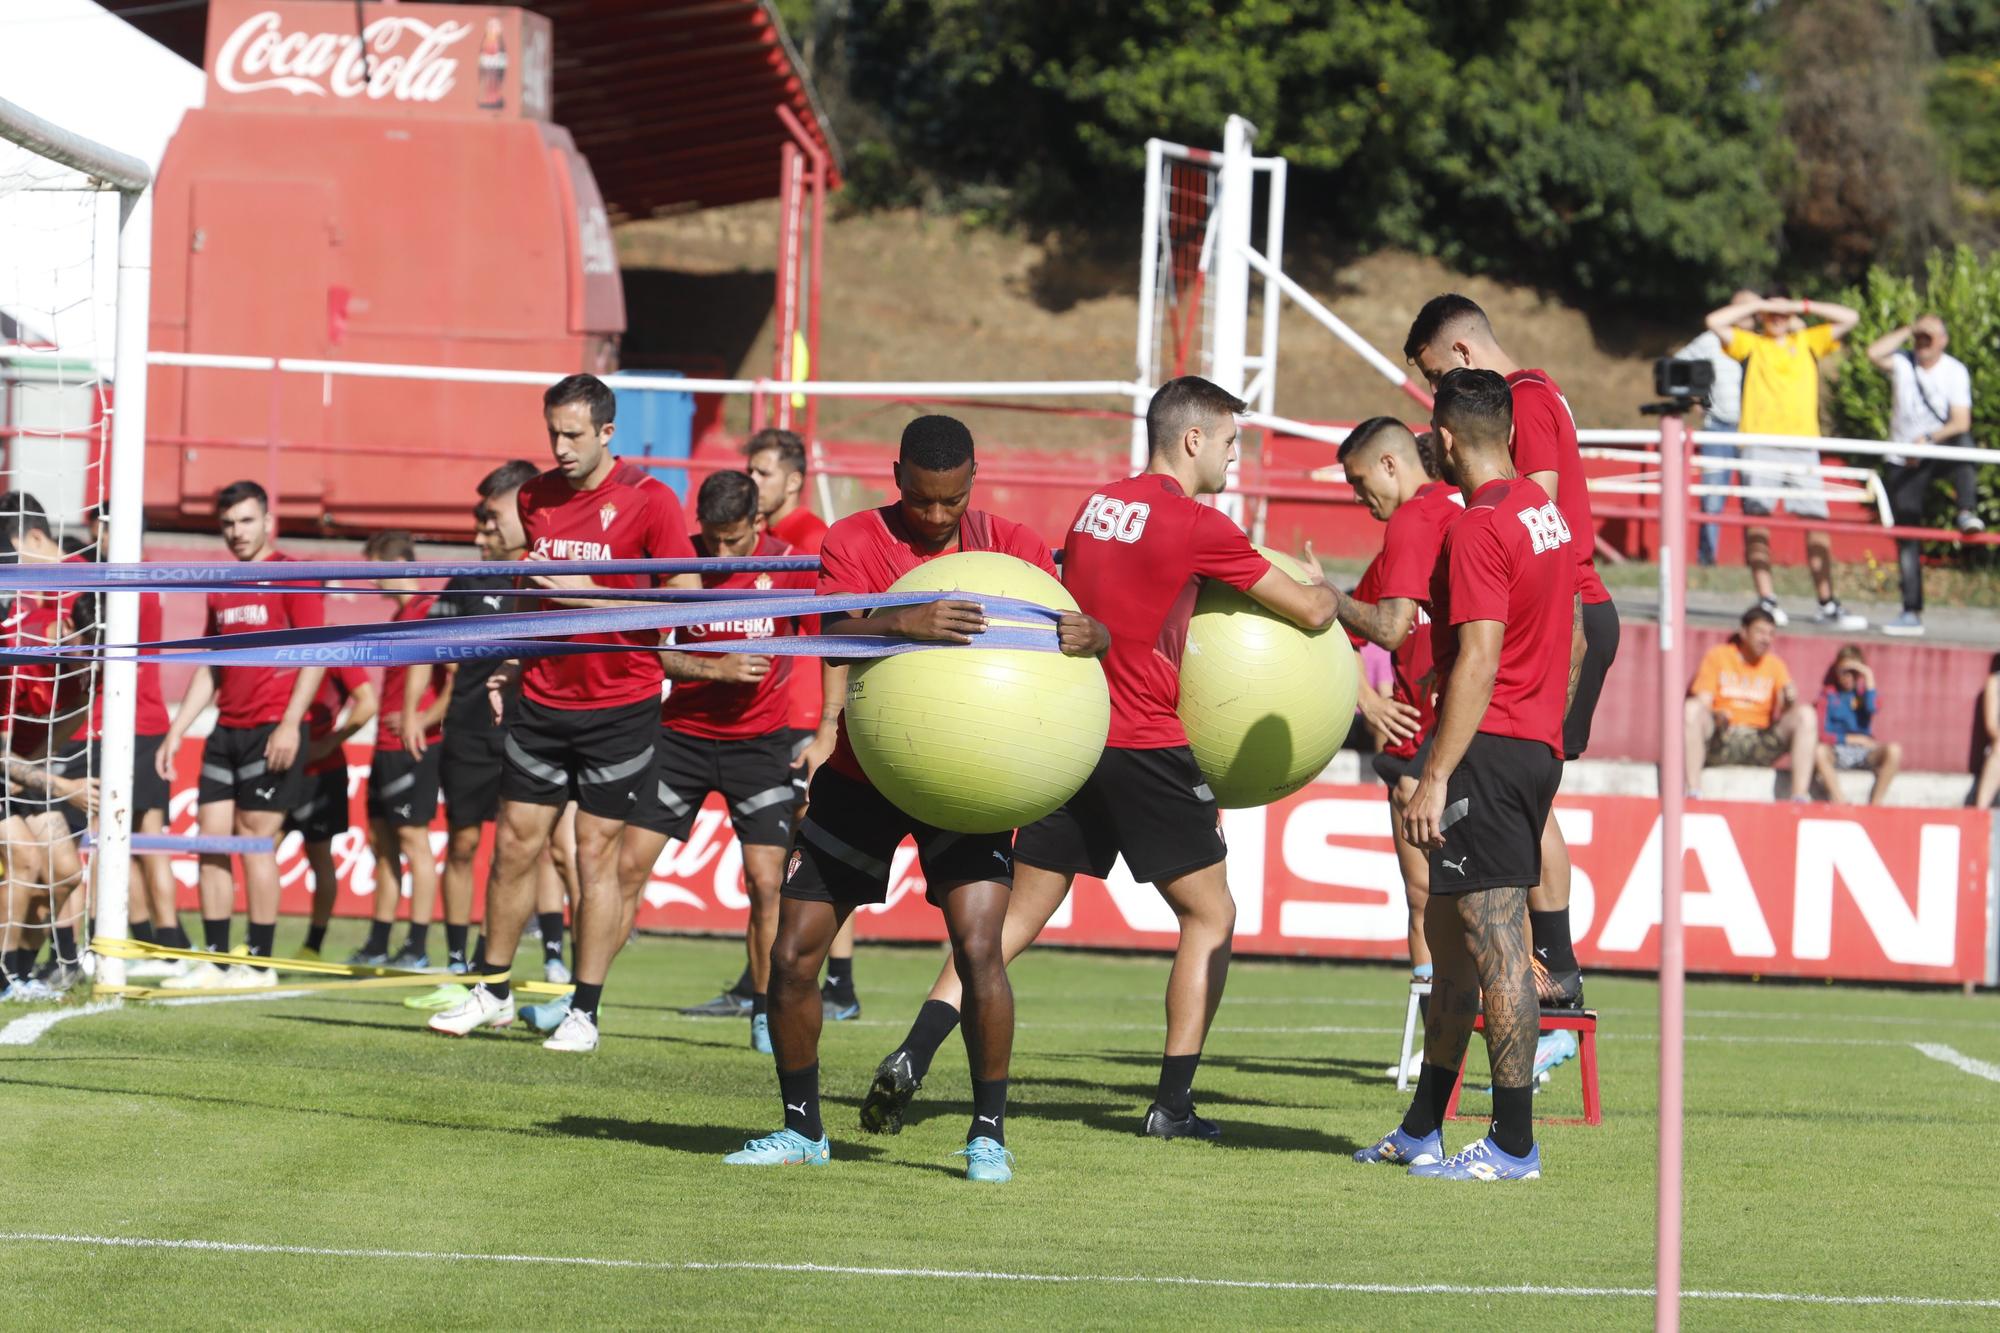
[
  {"left": 846, "top": 552, "right": 1110, "bottom": 834},
  {"left": 1179, "top": 546, "right": 1358, "bottom": 808}
]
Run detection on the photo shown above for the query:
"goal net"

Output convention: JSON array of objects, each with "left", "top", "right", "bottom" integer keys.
[{"left": 0, "top": 94, "right": 152, "bottom": 997}]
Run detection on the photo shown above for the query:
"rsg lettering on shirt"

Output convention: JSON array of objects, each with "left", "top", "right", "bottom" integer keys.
[
  {"left": 1072, "top": 494, "right": 1151, "bottom": 544},
  {"left": 533, "top": 537, "right": 614, "bottom": 561},
  {"left": 1516, "top": 502, "right": 1573, "bottom": 555}
]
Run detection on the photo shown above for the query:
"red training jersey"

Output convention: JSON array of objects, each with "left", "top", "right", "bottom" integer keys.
[
  {"left": 661, "top": 534, "right": 814, "bottom": 741},
  {"left": 1, "top": 570, "right": 81, "bottom": 746},
  {"left": 1059, "top": 474, "right": 1268, "bottom": 749},
  {"left": 1428, "top": 476, "right": 1578, "bottom": 753},
  {"left": 377, "top": 594, "right": 441, "bottom": 751},
  {"left": 817, "top": 506, "right": 1057, "bottom": 784},
  {"left": 1506, "top": 369, "right": 1607, "bottom": 606},
  {"left": 516, "top": 462, "right": 696, "bottom": 711},
  {"left": 1354, "top": 481, "right": 1463, "bottom": 757},
  {"left": 304, "top": 664, "right": 371, "bottom": 776},
  {"left": 80, "top": 591, "right": 169, "bottom": 741},
  {"left": 205, "top": 551, "right": 326, "bottom": 730},
  {"left": 769, "top": 505, "right": 830, "bottom": 733}
]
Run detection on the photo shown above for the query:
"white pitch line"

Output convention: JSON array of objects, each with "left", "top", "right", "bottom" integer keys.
[
  {"left": 0, "top": 1232, "right": 1994, "bottom": 1311},
  {"left": 1912, "top": 1043, "right": 2000, "bottom": 1084},
  {"left": 0, "top": 999, "right": 122, "bottom": 1046}
]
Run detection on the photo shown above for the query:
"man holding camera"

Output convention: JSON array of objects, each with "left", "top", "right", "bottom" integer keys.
[{"left": 1867, "top": 314, "right": 1979, "bottom": 637}]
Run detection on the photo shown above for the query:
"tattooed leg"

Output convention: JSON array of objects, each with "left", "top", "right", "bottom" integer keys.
[
  {"left": 1420, "top": 889, "right": 1480, "bottom": 1070},
  {"left": 1459, "top": 885, "right": 1537, "bottom": 1087}
]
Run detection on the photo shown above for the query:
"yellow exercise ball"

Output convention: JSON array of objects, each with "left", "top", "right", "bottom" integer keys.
[
  {"left": 846, "top": 551, "right": 1110, "bottom": 834},
  {"left": 1179, "top": 546, "right": 1358, "bottom": 808}
]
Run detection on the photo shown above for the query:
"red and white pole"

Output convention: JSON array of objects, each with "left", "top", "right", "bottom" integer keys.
[{"left": 1655, "top": 411, "right": 1690, "bottom": 1331}]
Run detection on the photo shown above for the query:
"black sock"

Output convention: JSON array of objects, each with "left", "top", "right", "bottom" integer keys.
[
  {"left": 163, "top": 924, "right": 191, "bottom": 951},
  {"left": 826, "top": 955, "right": 854, "bottom": 989},
  {"left": 970, "top": 1077, "right": 1008, "bottom": 1146},
  {"left": 1530, "top": 909, "right": 1578, "bottom": 975},
  {"left": 403, "top": 922, "right": 430, "bottom": 955},
  {"left": 202, "top": 917, "right": 231, "bottom": 954},
  {"left": 303, "top": 922, "right": 328, "bottom": 953},
  {"left": 5, "top": 948, "right": 31, "bottom": 980},
  {"left": 247, "top": 921, "right": 276, "bottom": 958},
  {"left": 573, "top": 981, "right": 603, "bottom": 1021},
  {"left": 52, "top": 925, "right": 77, "bottom": 965},
  {"left": 364, "top": 919, "right": 392, "bottom": 955},
  {"left": 778, "top": 1063, "right": 823, "bottom": 1141},
  {"left": 131, "top": 920, "right": 156, "bottom": 946},
  {"left": 538, "top": 912, "right": 564, "bottom": 962},
  {"left": 1401, "top": 1063, "right": 1457, "bottom": 1139},
  {"left": 751, "top": 992, "right": 767, "bottom": 1016},
  {"left": 471, "top": 952, "right": 509, "bottom": 1000},
  {"left": 1490, "top": 1084, "right": 1535, "bottom": 1157},
  {"left": 899, "top": 1000, "right": 961, "bottom": 1081},
  {"left": 445, "top": 923, "right": 468, "bottom": 959},
  {"left": 729, "top": 964, "right": 754, "bottom": 999},
  {"left": 1156, "top": 1052, "right": 1201, "bottom": 1116}
]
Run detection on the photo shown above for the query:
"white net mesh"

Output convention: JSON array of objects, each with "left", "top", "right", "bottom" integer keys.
[
  {"left": 1141, "top": 152, "right": 1221, "bottom": 393},
  {"left": 0, "top": 132, "right": 113, "bottom": 995}
]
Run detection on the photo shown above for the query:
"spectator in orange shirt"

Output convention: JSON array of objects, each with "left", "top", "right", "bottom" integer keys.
[{"left": 1683, "top": 605, "right": 1821, "bottom": 799}]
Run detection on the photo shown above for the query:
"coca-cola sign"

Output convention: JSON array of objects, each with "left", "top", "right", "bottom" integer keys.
[{"left": 205, "top": 1, "right": 553, "bottom": 121}]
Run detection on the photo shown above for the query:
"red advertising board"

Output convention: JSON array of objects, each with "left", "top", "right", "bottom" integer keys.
[{"left": 159, "top": 751, "right": 1996, "bottom": 987}]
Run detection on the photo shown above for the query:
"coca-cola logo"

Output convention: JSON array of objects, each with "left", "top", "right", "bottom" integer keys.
[{"left": 215, "top": 10, "right": 474, "bottom": 103}]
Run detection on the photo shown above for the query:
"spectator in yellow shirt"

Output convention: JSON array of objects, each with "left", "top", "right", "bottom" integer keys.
[
  {"left": 1683, "top": 605, "right": 1821, "bottom": 799},
  {"left": 1702, "top": 293, "right": 1866, "bottom": 631}
]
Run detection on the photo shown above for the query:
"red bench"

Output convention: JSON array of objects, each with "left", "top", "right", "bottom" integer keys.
[{"left": 1443, "top": 1009, "right": 1601, "bottom": 1127}]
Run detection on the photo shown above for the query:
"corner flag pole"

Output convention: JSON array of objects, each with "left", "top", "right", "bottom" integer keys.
[{"left": 1655, "top": 410, "right": 1690, "bottom": 1330}]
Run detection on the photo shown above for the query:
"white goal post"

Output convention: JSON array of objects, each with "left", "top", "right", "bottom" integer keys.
[{"left": 0, "top": 93, "right": 152, "bottom": 990}]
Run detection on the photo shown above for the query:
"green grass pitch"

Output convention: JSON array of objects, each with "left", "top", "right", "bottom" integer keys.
[{"left": 2, "top": 932, "right": 1997, "bottom": 1329}]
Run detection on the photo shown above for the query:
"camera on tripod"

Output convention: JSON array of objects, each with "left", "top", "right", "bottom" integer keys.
[{"left": 1652, "top": 356, "right": 1714, "bottom": 405}]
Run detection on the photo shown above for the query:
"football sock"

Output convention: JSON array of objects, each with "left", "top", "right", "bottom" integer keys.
[
  {"left": 1401, "top": 1063, "right": 1456, "bottom": 1139},
  {"left": 778, "top": 1063, "right": 823, "bottom": 1141},
  {"left": 728, "top": 965, "right": 754, "bottom": 999},
  {"left": 751, "top": 992, "right": 767, "bottom": 1017},
  {"left": 899, "top": 1000, "right": 961, "bottom": 1080},
  {"left": 970, "top": 1077, "right": 1008, "bottom": 1146},
  {"left": 1491, "top": 1084, "right": 1535, "bottom": 1158},
  {"left": 303, "top": 922, "right": 329, "bottom": 953},
  {"left": 403, "top": 922, "right": 430, "bottom": 955},
  {"left": 247, "top": 921, "right": 276, "bottom": 957},
  {"left": 1156, "top": 1053, "right": 1201, "bottom": 1116},
  {"left": 474, "top": 955, "right": 510, "bottom": 1001},
  {"left": 131, "top": 920, "right": 156, "bottom": 946},
  {"left": 538, "top": 912, "right": 565, "bottom": 963},
  {"left": 51, "top": 925, "right": 77, "bottom": 965},
  {"left": 202, "top": 917, "right": 232, "bottom": 954},
  {"left": 364, "top": 919, "right": 392, "bottom": 955},
  {"left": 826, "top": 955, "right": 854, "bottom": 989},
  {"left": 1530, "top": 909, "right": 1578, "bottom": 975},
  {"left": 573, "top": 981, "right": 603, "bottom": 1022},
  {"left": 445, "top": 923, "right": 469, "bottom": 959},
  {"left": 163, "top": 924, "right": 191, "bottom": 951}
]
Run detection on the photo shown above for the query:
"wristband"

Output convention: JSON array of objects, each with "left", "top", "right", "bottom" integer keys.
[{"left": 1801, "top": 299, "right": 1811, "bottom": 315}]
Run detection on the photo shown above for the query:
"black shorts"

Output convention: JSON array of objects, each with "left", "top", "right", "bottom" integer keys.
[
  {"left": 631, "top": 726, "right": 796, "bottom": 847},
  {"left": 2, "top": 742, "right": 90, "bottom": 837},
  {"left": 287, "top": 766, "right": 351, "bottom": 845},
  {"left": 1014, "top": 745, "right": 1227, "bottom": 885},
  {"left": 132, "top": 733, "right": 171, "bottom": 819},
  {"left": 440, "top": 726, "right": 504, "bottom": 829},
  {"left": 1429, "top": 733, "right": 1562, "bottom": 894},
  {"left": 784, "top": 766, "right": 1013, "bottom": 907},
  {"left": 198, "top": 722, "right": 310, "bottom": 812},
  {"left": 1563, "top": 599, "right": 1622, "bottom": 760},
  {"left": 367, "top": 746, "right": 442, "bottom": 827},
  {"left": 1371, "top": 749, "right": 1419, "bottom": 787},
  {"left": 500, "top": 695, "right": 659, "bottom": 821},
  {"left": 785, "top": 728, "right": 815, "bottom": 804}
]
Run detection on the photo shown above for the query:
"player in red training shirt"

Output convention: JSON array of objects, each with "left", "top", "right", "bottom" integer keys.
[
  {"left": 1403, "top": 294, "right": 1616, "bottom": 1009},
  {"left": 859, "top": 380, "right": 1337, "bottom": 1144},
  {"left": 429, "top": 374, "right": 699, "bottom": 1051},
  {"left": 1327, "top": 418, "right": 1463, "bottom": 1019},
  {"left": 617, "top": 471, "right": 814, "bottom": 1054},
  {"left": 1358, "top": 368, "right": 1581, "bottom": 1181},
  {"left": 682, "top": 428, "right": 851, "bottom": 1021},
  {"left": 725, "top": 415, "right": 1108, "bottom": 1177},
  {"left": 292, "top": 664, "right": 377, "bottom": 960},
  {"left": 158, "top": 480, "right": 327, "bottom": 990}
]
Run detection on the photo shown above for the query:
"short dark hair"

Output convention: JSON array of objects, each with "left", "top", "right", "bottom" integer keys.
[
  {"left": 1431, "top": 368, "right": 1513, "bottom": 450},
  {"left": 1336, "top": 416, "right": 1416, "bottom": 467},
  {"left": 1403, "top": 293, "right": 1490, "bottom": 364},
  {"left": 697, "top": 469, "right": 760, "bottom": 527},
  {"left": 1146, "top": 376, "right": 1246, "bottom": 456},
  {"left": 1741, "top": 605, "right": 1775, "bottom": 629},
  {"left": 744, "top": 428, "right": 808, "bottom": 476},
  {"left": 1411, "top": 430, "right": 1441, "bottom": 480},
  {"left": 0, "top": 490, "right": 52, "bottom": 557},
  {"left": 543, "top": 373, "right": 616, "bottom": 430},
  {"left": 899, "top": 415, "right": 975, "bottom": 471},
  {"left": 478, "top": 459, "right": 539, "bottom": 500},
  {"left": 216, "top": 480, "right": 268, "bottom": 514},
  {"left": 364, "top": 529, "right": 416, "bottom": 561}
]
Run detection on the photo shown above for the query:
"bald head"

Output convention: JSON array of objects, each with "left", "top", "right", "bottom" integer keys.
[{"left": 1404, "top": 293, "right": 1503, "bottom": 389}]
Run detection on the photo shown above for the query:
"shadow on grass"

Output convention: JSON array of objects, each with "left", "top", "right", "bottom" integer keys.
[
  {"left": 543, "top": 1114, "right": 886, "bottom": 1163},
  {"left": 267, "top": 1013, "right": 729, "bottom": 1053}
]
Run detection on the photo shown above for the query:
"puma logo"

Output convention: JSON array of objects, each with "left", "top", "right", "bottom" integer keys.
[
  {"left": 254, "top": 786, "right": 277, "bottom": 801},
  {"left": 1442, "top": 856, "right": 1468, "bottom": 875},
  {"left": 786, "top": 1102, "right": 808, "bottom": 1117},
  {"left": 977, "top": 1115, "right": 999, "bottom": 1127}
]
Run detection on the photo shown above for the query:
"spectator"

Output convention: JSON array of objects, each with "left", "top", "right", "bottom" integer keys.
[
  {"left": 1354, "top": 640, "right": 1395, "bottom": 751},
  {"left": 1812, "top": 644, "right": 1900, "bottom": 805},
  {"left": 1677, "top": 288, "right": 1758, "bottom": 567},
  {"left": 1683, "top": 605, "right": 1820, "bottom": 800},
  {"left": 1973, "top": 658, "right": 2000, "bottom": 810},
  {"left": 1702, "top": 293, "right": 1866, "bottom": 630},
  {"left": 1866, "top": 313, "right": 1980, "bottom": 638}
]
